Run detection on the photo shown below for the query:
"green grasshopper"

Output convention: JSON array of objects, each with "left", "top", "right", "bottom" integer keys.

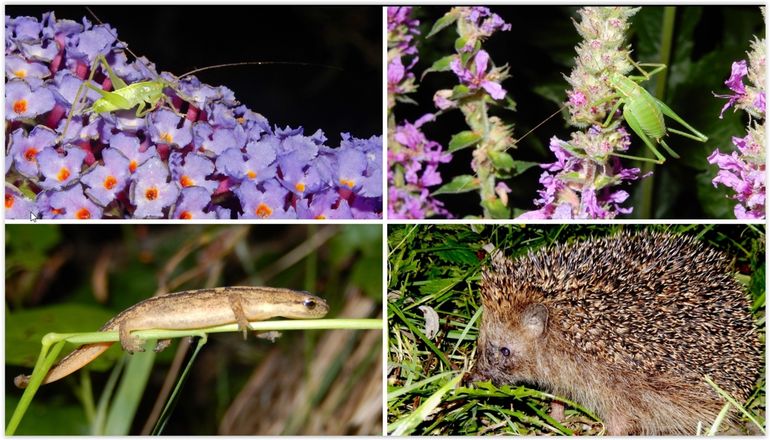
[
  {"left": 58, "top": 7, "right": 332, "bottom": 143},
  {"left": 586, "top": 60, "right": 708, "bottom": 164},
  {"left": 57, "top": 53, "right": 176, "bottom": 142}
]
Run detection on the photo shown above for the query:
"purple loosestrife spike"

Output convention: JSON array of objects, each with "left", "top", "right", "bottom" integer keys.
[
  {"left": 520, "top": 6, "right": 645, "bottom": 219},
  {"left": 709, "top": 12, "right": 765, "bottom": 220}
]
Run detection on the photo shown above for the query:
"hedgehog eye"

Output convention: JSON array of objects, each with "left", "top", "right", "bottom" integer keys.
[
  {"left": 500, "top": 347, "right": 511, "bottom": 357},
  {"left": 303, "top": 299, "right": 317, "bottom": 310}
]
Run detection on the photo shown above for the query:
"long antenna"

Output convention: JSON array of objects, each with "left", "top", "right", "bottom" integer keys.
[
  {"left": 85, "top": 6, "right": 144, "bottom": 63},
  {"left": 179, "top": 61, "right": 342, "bottom": 79},
  {"left": 514, "top": 104, "right": 567, "bottom": 145},
  {"left": 85, "top": 7, "right": 340, "bottom": 81}
]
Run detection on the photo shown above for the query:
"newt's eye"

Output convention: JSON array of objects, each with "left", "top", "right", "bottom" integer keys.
[{"left": 303, "top": 299, "right": 317, "bottom": 310}]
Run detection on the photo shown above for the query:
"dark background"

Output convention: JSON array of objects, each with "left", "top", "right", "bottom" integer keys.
[
  {"left": 393, "top": 6, "right": 764, "bottom": 219},
  {"left": 7, "top": 5, "right": 383, "bottom": 141}
]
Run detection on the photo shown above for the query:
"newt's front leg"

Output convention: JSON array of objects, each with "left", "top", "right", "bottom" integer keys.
[
  {"left": 228, "top": 292, "right": 251, "bottom": 339},
  {"left": 118, "top": 322, "right": 146, "bottom": 353}
]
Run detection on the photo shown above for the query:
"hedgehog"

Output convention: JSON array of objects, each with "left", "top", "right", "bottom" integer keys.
[{"left": 469, "top": 231, "right": 763, "bottom": 435}]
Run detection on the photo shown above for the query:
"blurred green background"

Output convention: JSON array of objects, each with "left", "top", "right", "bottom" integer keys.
[{"left": 6, "top": 224, "right": 382, "bottom": 435}]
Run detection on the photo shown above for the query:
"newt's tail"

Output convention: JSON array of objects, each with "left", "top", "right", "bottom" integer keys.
[{"left": 14, "top": 342, "right": 114, "bottom": 388}]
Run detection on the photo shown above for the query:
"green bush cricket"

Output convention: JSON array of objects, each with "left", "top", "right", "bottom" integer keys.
[
  {"left": 563, "top": 59, "right": 709, "bottom": 164},
  {"left": 57, "top": 7, "right": 337, "bottom": 144}
]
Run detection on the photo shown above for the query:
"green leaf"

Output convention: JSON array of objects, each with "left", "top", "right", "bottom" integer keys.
[
  {"left": 103, "top": 341, "right": 156, "bottom": 435},
  {"left": 510, "top": 160, "right": 541, "bottom": 176},
  {"left": 388, "top": 373, "right": 464, "bottom": 435},
  {"left": 448, "top": 131, "right": 482, "bottom": 152},
  {"left": 418, "top": 278, "right": 461, "bottom": 296},
  {"left": 423, "top": 55, "right": 455, "bottom": 76},
  {"left": 351, "top": 254, "right": 383, "bottom": 299},
  {"left": 426, "top": 11, "right": 458, "bottom": 39},
  {"left": 502, "top": 95, "right": 517, "bottom": 112},
  {"left": 481, "top": 199, "right": 511, "bottom": 219},
  {"left": 5, "top": 393, "right": 89, "bottom": 435},
  {"left": 434, "top": 246, "right": 479, "bottom": 266},
  {"left": 432, "top": 175, "right": 479, "bottom": 195},
  {"left": 489, "top": 151, "right": 515, "bottom": 171},
  {"left": 6, "top": 304, "right": 118, "bottom": 370}
]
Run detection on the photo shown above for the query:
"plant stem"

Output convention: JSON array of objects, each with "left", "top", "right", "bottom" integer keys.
[{"left": 639, "top": 6, "right": 676, "bottom": 218}]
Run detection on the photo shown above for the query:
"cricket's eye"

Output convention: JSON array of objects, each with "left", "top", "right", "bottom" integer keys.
[
  {"left": 500, "top": 347, "right": 511, "bottom": 357},
  {"left": 303, "top": 299, "right": 317, "bottom": 310}
]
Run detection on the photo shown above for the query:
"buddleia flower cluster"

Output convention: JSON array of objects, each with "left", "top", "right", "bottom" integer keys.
[
  {"left": 519, "top": 7, "right": 644, "bottom": 219},
  {"left": 708, "top": 7, "right": 766, "bottom": 220},
  {"left": 387, "top": 6, "right": 451, "bottom": 219},
  {"left": 5, "top": 12, "right": 382, "bottom": 220}
]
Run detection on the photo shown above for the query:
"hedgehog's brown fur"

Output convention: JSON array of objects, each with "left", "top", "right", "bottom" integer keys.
[{"left": 470, "top": 231, "right": 763, "bottom": 435}]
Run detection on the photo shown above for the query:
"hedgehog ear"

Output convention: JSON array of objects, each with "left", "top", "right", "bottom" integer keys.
[{"left": 521, "top": 303, "right": 548, "bottom": 337}]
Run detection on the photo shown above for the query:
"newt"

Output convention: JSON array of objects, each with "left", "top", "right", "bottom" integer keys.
[{"left": 14, "top": 286, "right": 328, "bottom": 388}]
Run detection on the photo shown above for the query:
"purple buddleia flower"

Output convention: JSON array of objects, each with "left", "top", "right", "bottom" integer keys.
[
  {"left": 173, "top": 186, "right": 216, "bottom": 219},
  {"left": 109, "top": 132, "right": 157, "bottom": 174},
  {"left": 235, "top": 179, "right": 296, "bottom": 219},
  {"left": 5, "top": 185, "right": 36, "bottom": 219},
  {"left": 6, "top": 78, "right": 55, "bottom": 120},
  {"left": 37, "top": 146, "right": 86, "bottom": 190},
  {"left": 296, "top": 188, "right": 351, "bottom": 219},
  {"left": 7, "top": 125, "right": 58, "bottom": 178},
  {"left": 81, "top": 148, "right": 131, "bottom": 206},
  {"left": 130, "top": 157, "right": 180, "bottom": 218},
  {"left": 277, "top": 151, "right": 327, "bottom": 196},
  {"left": 215, "top": 143, "right": 277, "bottom": 184},
  {"left": 5, "top": 11, "right": 382, "bottom": 219},
  {"left": 6, "top": 54, "right": 51, "bottom": 84},
  {"left": 38, "top": 184, "right": 103, "bottom": 219},
  {"left": 148, "top": 109, "right": 193, "bottom": 148},
  {"left": 169, "top": 151, "right": 217, "bottom": 193}
]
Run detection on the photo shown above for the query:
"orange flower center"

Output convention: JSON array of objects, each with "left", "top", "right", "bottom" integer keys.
[
  {"left": 103, "top": 175, "right": 118, "bottom": 190},
  {"left": 76, "top": 208, "right": 91, "bottom": 219},
  {"left": 180, "top": 175, "right": 194, "bottom": 187},
  {"left": 315, "top": 215, "right": 326, "bottom": 220},
  {"left": 339, "top": 178, "right": 355, "bottom": 188},
  {"left": 246, "top": 170, "right": 257, "bottom": 180},
  {"left": 179, "top": 211, "right": 193, "bottom": 219},
  {"left": 23, "top": 147, "right": 38, "bottom": 162},
  {"left": 160, "top": 132, "right": 173, "bottom": 144},
  {"left": 145, "top": 186, "right": 159, "bottom": 201},
  {"left": 5, "top": 194, "right": 15, "bottom": 209},
  {"left": 255, "top": 203, "right": 273, "bottom": 218},
  {"left": 51, "top": 208, "right": 64, "bottom": 215},
  {"left": 295, "top": 182, "right": 305, "bottom": 192},
  {"left": 57, "top": 167, "right": 71, "bottom": 182},
  {"left": 14, "top": 69, "right": 27, "bottom": 79},
  {"left": 129, "top": 160, "right": 138, "bottom": 173},
  {"left": 13, "top": 99, "right": 27, "bottom": 114}
]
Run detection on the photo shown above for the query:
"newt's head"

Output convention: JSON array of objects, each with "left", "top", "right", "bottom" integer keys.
[
  {"left": 239, "top": 286, "right": 329, "bottom": 319},
  {"left": 284, "top": 290, "right": 329, "bottom": 319}
]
